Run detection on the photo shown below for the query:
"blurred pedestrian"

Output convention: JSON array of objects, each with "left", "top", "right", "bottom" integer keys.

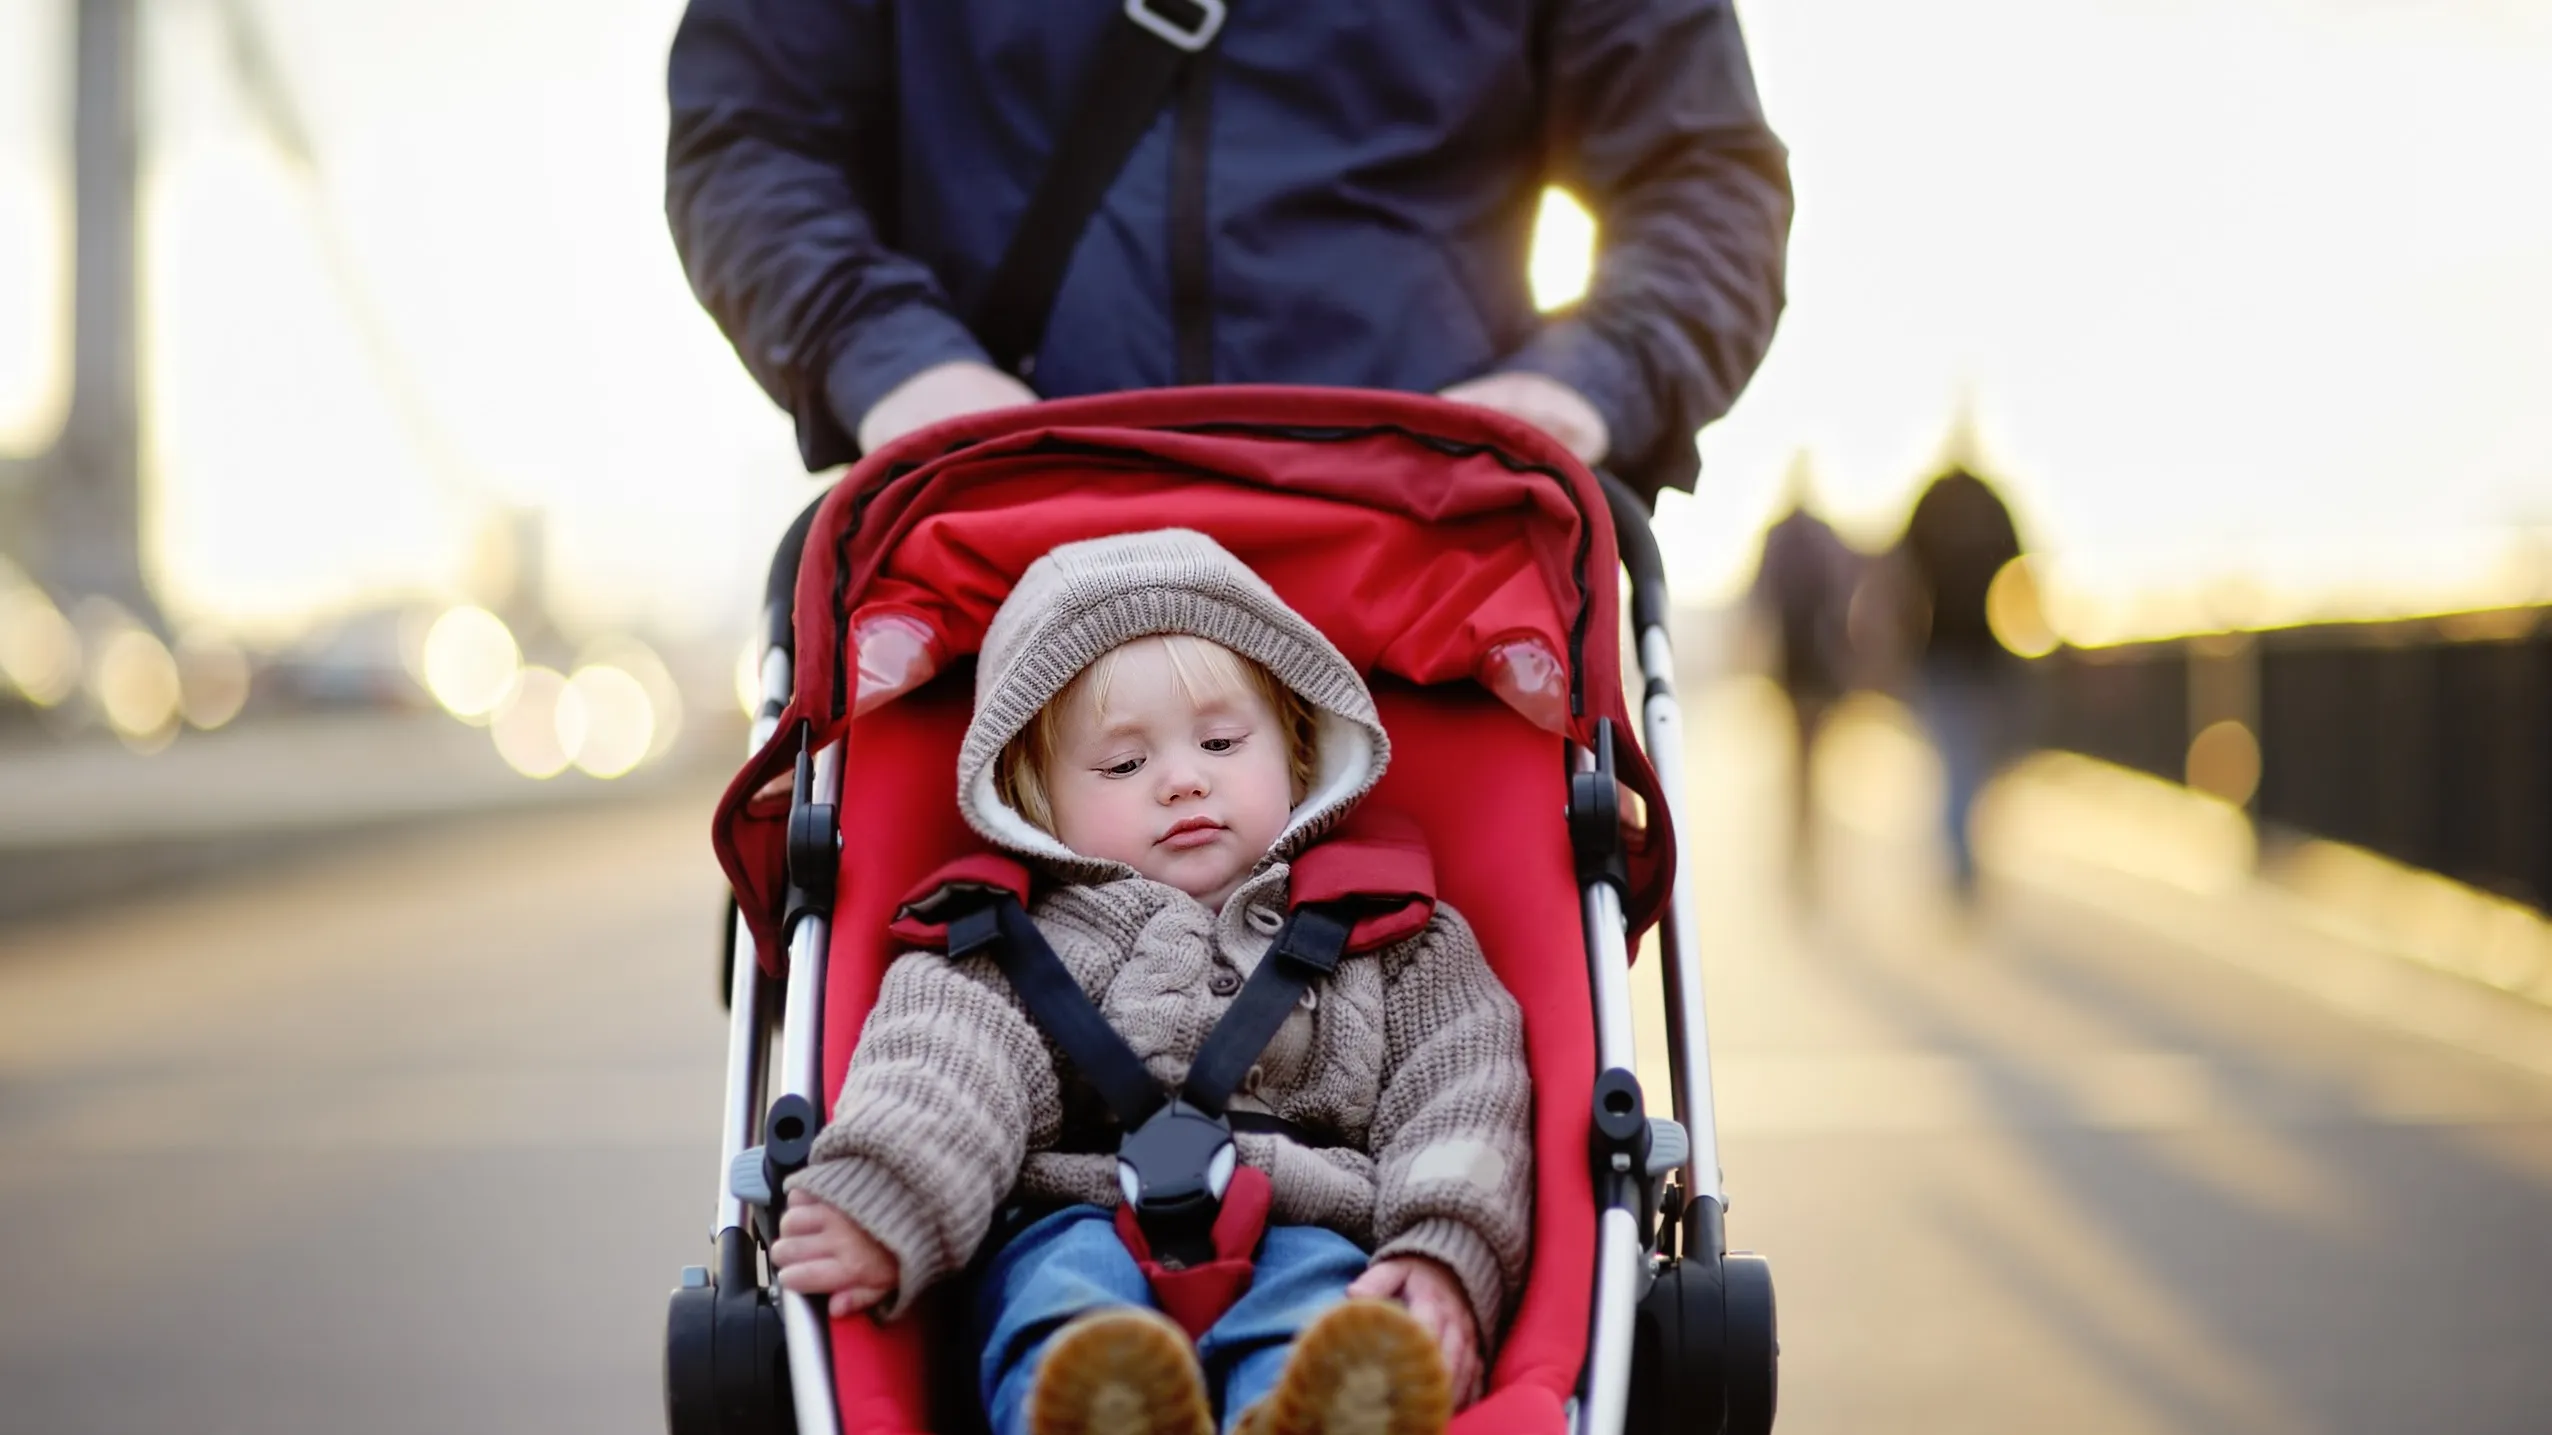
[
  {"left": 1885, "top": 464, "right": 2026, "bottom": 897},
  {"left": 1745, "top": 454, "right": 1860, "bottom": 891},
  {"left": 663, "top": 0, "right": 1791, "bottom": 502}
]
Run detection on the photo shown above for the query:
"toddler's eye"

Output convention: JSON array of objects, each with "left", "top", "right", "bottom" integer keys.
[
  {"left": 1100, "top": 756, "right": 1144, "bottom": 777},
  {"left": 1200, "top": 736, "right": 1240, "bottom": 754}
]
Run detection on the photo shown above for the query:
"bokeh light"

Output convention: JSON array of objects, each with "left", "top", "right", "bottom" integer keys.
[
  {"left": 490, "top": 664, "right": 579, "bottom": 778},
  {"left": 1986, "top": 557, "right": 2059, "bottom": 658},
  {"left": 92, "top": 627, "right": 183, "bottom": 742},
  {"left": 0, "top": 585, "right": 82, "bottom": 706},
  {"left": 579, "top": 634, "right": 684, "bottom": 760},
  {"left": 566, "top": 663, "right": 653, "bottom": 778},
  {"left": 174, "top": 629, "right": 252, "bottom": 730},
  {"left": 420, "top": 605, "right": 520, "bottom": 720},
  {"left": 2185, "top": 719, "right": 2262, "bottom": 807}
]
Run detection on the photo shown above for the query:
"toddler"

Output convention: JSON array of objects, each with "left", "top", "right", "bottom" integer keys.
[{"left": 771, "top": 529, "right": 1533, "bottom": 1435}]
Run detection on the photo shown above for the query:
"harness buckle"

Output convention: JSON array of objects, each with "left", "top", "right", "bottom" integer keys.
[{"left": 1115, "top": 1098, "right": 1238, "bottom": 1269}]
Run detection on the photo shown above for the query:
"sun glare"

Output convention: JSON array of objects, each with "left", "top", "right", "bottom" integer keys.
[{"left": 1529, "top": 188, "right": 1595, "bottom": 313}]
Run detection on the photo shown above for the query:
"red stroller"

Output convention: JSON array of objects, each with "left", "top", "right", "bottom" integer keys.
[{"left": 666, "top": 388, "right": 1777, "bottom": 1435}]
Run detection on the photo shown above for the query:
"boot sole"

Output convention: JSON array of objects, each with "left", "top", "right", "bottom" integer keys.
[
  {"left": 1027, "top": 1307, "right": 1215, "bottom": 1435},
  {"left": 1245, "top": 1298, "right": 1452, "bottom": 1435}
]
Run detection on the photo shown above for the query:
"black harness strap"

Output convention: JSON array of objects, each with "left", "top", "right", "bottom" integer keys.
[
  {"left": 970, "top": 0, "right": 1231, "bottom": 378},
  {"left": 949, "top": 897, "right": 1162, "bottom": 1131},
  {"left": 1228, "top": 1111, "right": 1336, "bottom": 1144},
  {"left": 1180, "top": 907, "right": 1349, "bottom": 1114},
  {"left": 945, "top": 890, "right": 1350, "bottom": 1268},
  {"left": 1051, "top": 1110, "right": 1340, "bottom": 1154},
  {"left": 945, "top": 896, "right": 1349, "bottom": 1131}
]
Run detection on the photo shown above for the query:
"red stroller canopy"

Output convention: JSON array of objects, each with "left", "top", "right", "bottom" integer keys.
[{"left": 714, "top": 386, "right": 1676, "bottom": 969}]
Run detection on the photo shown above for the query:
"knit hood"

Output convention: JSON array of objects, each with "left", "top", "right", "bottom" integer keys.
[{"left": 959, "top": 529, "right": 1389, "bottom": 883}]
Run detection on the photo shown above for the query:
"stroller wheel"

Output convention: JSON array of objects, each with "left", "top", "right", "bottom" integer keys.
[
  {"left": 1722, "top": 1253, "right": 1779, "bottom": 1433},
  {"left": 1627, "top": 1208, "right": 1779, "bottom": 1434},
  {"left": 666, "top": 1229, "right": 795, "bottom": 1435}
]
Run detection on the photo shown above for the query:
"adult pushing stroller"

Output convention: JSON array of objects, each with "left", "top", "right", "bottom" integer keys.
[{"left": 666, "top": 387, "right": 1777, "bottom": 1435}]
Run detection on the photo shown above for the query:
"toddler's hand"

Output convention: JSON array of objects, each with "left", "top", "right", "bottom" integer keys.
[
  {"left": 1349, "top": 1255, "right": 1483, "bottom": 1406},
  {"left": 770, "top": 1189, "right": 902, "bottom": 1319}
]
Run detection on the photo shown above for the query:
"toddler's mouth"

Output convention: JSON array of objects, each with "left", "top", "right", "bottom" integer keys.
[{"left": 1157, "top": 816, "right": 1226, "bottom": 849}]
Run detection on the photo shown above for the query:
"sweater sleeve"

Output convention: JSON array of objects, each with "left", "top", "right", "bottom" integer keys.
[
  {"left": 665, "top": 0, "right": 991, "bottom": 471},
  {"left": 784, "top": 945, "right": 1062, "bottom": 1317},
  {"left": 1503, "top": 0, "right": 1792, "bottom": 499},
  {"left": 1366, "top": 906, "right": 1535, "bottom": 1342}
]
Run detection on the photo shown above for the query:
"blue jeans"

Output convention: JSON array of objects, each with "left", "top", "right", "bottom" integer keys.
[{"left": 973, "top": 1205, "right": 1366, "bottom": 1435}]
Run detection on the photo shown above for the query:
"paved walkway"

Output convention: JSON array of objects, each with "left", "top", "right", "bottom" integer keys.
[{"left": 4, "top": 679, "right": 2548, "bottom": 1433}]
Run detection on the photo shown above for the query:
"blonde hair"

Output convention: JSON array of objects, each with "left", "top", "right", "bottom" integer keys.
[{"left": 996, "top": 635, "right": 1320, "bottom": 836}]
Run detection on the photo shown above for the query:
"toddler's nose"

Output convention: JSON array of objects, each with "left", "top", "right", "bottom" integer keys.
[{"left": 1156, "top": 758, "right": 1209, "bottom": 800}]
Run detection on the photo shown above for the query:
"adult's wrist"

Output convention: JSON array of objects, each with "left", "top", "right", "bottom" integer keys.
[
  {"left": 1502, "top": 319, "right": 1650, "bottom": 474},
  {"left": 852, "top": 359, "right": 1039, "bottom": 456},
  {"left": 820, "top": 308, "right": 999, "bottom": 457}
]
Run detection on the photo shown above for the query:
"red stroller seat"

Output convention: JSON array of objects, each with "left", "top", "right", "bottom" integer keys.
[{"left": 671, "top": 388, "right": 1777, "bottom": 1435}]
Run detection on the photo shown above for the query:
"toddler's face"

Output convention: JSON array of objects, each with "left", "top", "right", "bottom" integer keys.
[{"left": 1043, "top": 639, "right": 1296, "bottom": 908}]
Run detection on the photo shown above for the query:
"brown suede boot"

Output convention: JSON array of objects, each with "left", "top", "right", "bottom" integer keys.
[
  {"left": 1026, "top": 1306, "right": 1216, "bottom": 1435},
  {"left": 1231, "top": 1299, "right": 1453, "bottom": 1435}
]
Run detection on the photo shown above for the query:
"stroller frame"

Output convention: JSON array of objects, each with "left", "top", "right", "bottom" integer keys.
[{"left": 667, "top": 433, "right": 1777, "bottom": 1435}]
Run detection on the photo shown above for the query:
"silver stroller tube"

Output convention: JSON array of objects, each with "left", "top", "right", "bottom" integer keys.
[
  {"left": 671, "top": 496, "right": 844, "bottom": 1435},
  {"left": 1595, "top": 471, "right": 1779, "bottom": 1435}
]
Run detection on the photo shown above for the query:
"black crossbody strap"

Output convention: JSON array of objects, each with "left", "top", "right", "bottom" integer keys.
[
  {"left": 949, "top": 897, "right": 1163, "bottom": 1130},
  {"left": 970, "top": 0, "right": 1230, "bottom": 377},
  {"left": 1180, "top": 906, "right": 1350, "bottom": 1115}
]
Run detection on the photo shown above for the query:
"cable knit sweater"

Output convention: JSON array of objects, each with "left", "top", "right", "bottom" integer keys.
[{"left": 788, "top": 529, "right": 1535, "bottom": 1342}]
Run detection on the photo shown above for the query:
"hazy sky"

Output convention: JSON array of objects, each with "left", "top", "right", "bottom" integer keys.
[{"left": 1, "top": 0, "right": 2547, "bottom": 639}]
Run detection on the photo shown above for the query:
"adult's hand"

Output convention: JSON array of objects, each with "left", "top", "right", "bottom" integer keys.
[
  {"left": 1438, "top": 370, "right": 1611, "bottom": 467},
  {"left": 855, "top": 360, "right": 1039, "bottom": 455}
]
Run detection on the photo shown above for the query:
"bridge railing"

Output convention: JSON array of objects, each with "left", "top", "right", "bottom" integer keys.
[{"left": 2029, "top": 608, "right": 2552, "bottom": 912}]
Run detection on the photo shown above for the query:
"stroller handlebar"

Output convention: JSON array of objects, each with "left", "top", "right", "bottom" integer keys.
[
  {"left": 1597, "top": 470, "right": 1671, "bottom": 638},
  {"left": 763, "top": 494, "right": 826, "bottom": 660},
  {"left": 759, "top": 462, "right": 1670, "bottom": 662}
]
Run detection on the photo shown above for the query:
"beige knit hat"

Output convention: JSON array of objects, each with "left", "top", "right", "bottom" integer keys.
[{"left": 958, "top": 529, "right": 1389, "bottom": 878}]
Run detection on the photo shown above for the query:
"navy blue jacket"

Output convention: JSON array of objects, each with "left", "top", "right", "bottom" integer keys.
[{"left": 666, "top": 0, "right": 1791, "bottom": 497}]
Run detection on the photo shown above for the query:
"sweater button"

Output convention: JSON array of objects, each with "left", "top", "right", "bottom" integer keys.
[{"left": 1209, "top": 969, "right": 1241, "bottom": 996}]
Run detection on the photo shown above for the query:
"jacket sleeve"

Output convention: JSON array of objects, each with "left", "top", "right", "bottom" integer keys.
[
  {"left": 1367, "top": 906, "right": 1536, "bottom": 1343},
  {"left": 783, "top": 947, "right": 1063, "bottom": 1317},
  {"left": 1504, "top": 0, "right": 1794, "bottom": 499},
  {"left": 665, "top": 0, "right": 992, "bottom": 471}
]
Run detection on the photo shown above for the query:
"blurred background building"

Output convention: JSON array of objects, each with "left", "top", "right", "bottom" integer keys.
[{"left": 0, "top": 0, "right": 794, "bottom": 776}]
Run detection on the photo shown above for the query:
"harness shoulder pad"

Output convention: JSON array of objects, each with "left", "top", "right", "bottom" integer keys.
[
  {"left": 887, "top": 852, "right": 1035, "bottom": 951},
  {"left": 1287, "top": 808, "right": 1438, "bottom": 953}
]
